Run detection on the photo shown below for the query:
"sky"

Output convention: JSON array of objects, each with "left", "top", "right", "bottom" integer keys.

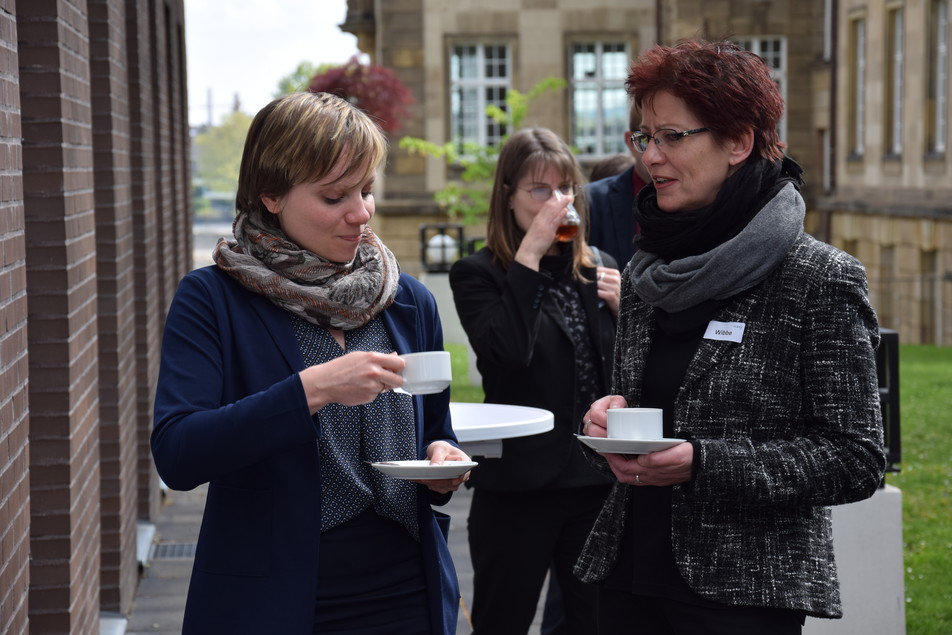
[{"left": 185, "top": 0, "right": 360, "bottom": 127}]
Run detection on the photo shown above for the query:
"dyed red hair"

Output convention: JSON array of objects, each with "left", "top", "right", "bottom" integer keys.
[{"left": 627, "top": 39, "right": 785, "bottom": 161}]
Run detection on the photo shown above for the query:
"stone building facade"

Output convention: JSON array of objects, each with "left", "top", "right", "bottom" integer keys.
[
  {"left": 820, "top": 0, "right": 952, "bottom": 345},
  {"left": 0, "top": 1, "right": 191, "bottom": 633},
  {"left": 343, "top": 0, "right": 952, "bottom": 345}
]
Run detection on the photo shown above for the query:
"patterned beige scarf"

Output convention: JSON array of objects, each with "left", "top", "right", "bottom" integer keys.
[{"left": 213, "top": 212, "right": 400, "bottom": 330}]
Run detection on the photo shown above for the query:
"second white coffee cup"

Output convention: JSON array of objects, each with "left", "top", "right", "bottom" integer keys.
[
  {"left": 606, "top": 407, "right": 663, "bottom": 439},
  {"left": 400, "top": 351, "right": 452, "bottom": 394}
]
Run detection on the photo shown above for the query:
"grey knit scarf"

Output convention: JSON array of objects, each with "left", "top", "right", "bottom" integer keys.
[
  {"left": 213, "top": 212, "right": 400, "bottom": 330},
  {"left": 628, "top": 183, "right": 805, "bottom": 312}
]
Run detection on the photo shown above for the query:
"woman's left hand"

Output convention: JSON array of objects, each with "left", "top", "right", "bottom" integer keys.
[
  {"left": 604, "top": 442, "right": 694, "bottom": 487},
  {"left": 595, "top": 266, "right": 622, "bottom": 317},
  {"left": 412, "top": 441, "right": 472, "bottom": 494}
]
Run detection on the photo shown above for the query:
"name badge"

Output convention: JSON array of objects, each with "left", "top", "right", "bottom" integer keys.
[{"left": 704, "top": 321, "right": 745, "bottom": 343}]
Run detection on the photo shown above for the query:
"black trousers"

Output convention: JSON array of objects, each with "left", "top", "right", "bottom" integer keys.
[
  {"left": 467, "top": 486, "right": 609, "bottom": 635},
  {"left": 313, "top": 508, "right": 429, "bottom": 634},
  {"left": 596, "top": 587, "right": 805, "bottom": 635}
]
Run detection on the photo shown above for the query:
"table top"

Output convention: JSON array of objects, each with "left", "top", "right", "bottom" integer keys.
[{"left": 450, "top": 402, "right": 554, "bottom": 443}]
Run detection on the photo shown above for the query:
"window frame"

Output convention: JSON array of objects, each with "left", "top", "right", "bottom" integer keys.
[
  {"left": 926, "top": 0, "right": 948, "bottom": 156},
  {"left": 568, "top": 40, "right": 631, "bottom": 160},
  {"left": 847, "top": 17, "right": 867, "bottom": 158},
  {"left": 449, "top": 43, "right": 512, "bottom": 151},
  {"left": 885, "top": 6, "right": 904, "bottom": 158}
]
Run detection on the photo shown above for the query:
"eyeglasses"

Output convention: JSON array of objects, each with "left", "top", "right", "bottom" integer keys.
[
  {"left": 629, "top": 128, "right": 710, "bottom": 153},
  {"left": 518, "top": 184, "right": 577, "bottom": 201}
]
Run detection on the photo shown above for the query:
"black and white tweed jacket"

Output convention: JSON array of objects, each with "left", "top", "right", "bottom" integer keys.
[{"left": 575, "top": 232, "right": 886, "bottom": 619}]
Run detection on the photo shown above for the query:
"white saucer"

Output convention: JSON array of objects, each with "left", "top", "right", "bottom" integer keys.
[
  {"left": 370, "top": 460, "right": 477, "bottom": 480},
  {"left": 575, "top": 435, "right": 686, "bottom": 454}
]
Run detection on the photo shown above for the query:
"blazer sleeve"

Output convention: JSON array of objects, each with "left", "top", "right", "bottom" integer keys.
[
  {"left": 152, "top": 271, "right": 318, "bottom": 491},
  {"left": 448, "top": 252, "right": 555, "bottom": 368}
]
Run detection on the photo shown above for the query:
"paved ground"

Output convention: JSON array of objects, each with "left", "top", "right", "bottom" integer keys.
[{"left": 126, "top": 483, "right": 550, "bottom": 634}]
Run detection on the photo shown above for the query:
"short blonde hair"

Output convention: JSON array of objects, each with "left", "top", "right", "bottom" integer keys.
[{"left": 235, "top": 92, "right": 388, "bottom": 225}]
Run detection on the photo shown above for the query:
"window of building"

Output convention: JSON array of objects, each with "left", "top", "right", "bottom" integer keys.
[
  {"left": 927, "top": 0, "right": 948, "bottom": 156},
  {"left": 733, "top": 37, "right": 787, "bottom": 144},
  {"left": 848, "top": 17, "right": 867, "bottom": 158},
  {"left": 450, "top": 44, "right": 510, "bottom": 149},
  {"left": 823, "top": 0, "right": 834, "bottom": 62},
  {"left": 570, "top": 42, "right": 630, "bottom": 158},
  {"left": 885, "top": 7, "right": 904, "bottom": 157}
]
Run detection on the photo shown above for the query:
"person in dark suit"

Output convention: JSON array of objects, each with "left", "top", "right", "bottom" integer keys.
[
  {"left": 151, "top": 92, "right": 470, "bottom": 635},
  {"left": 576, "top": 40, "right": 886, "bottom": 634},
  {"left": 584, "top": 97, "right": 652, "bottom": 268},
  {"left": 449, "top": 128, "right": 620, "bottom": 635}
]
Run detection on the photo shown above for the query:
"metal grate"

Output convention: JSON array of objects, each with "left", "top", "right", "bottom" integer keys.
[{"left": 152, "top": 542, "right": 197, "bottom": 560}]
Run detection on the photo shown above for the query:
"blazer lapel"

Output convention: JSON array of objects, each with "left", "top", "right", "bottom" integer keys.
[
  {"left": 679, "top": 292, "right": 758, "bottom": 396},
  {"left": 579, "top": 269, "right": 606, "bottom": 336},
  {"left": 245, "top": 290, "right": 306, "bottom": 371},
  {"left": 380, "top": 292, "right": 419, "bottom": 354},
  {"left": 619, "top": 300, "right": 654, "bottom": 400}
]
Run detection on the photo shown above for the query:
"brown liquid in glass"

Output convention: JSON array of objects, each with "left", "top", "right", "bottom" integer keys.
[{"left": 555, "top": 224, "right": 579, "bottom": 242}]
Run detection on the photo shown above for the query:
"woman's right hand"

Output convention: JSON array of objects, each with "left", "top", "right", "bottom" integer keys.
[
  {"left": 581, "top": 394, "right": 629, "bottom": 437},
  {"left": 513, "top": 191, "right": 574, "bottom": 271},
  {"left": 298, "top": 351, "right": 406, "bottom": 413}
]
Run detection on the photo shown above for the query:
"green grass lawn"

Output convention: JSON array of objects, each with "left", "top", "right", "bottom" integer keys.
[
  {"left": 888, "top": 345, "right": 952, "bottom": 635},
  {"left": 446, "top": 343, "right": 484, "bottom": 404}
]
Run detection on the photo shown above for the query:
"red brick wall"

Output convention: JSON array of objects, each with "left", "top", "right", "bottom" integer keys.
[
  {"left": 0, "top": 1, "right": 30, "bottom": 632},
  {"left": 89, "top": 0, "right": 139, "bottom": 615},
  {"left": 0, "top": 0, "right": 190, "bottom": 631},
  {"left": 127, "top": 0, "right": 164, "bottom": 524},
  {"left": 18, "top": 0, "right": 103, "bottom": 629}
]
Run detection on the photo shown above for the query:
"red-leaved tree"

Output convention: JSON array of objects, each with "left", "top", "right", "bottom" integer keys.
[{"left": 308, "top": 56, "right": 415, "bottom": 133}]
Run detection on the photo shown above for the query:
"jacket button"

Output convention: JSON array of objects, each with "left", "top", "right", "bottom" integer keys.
[{"left": 675, "top": 503, "right": 692, "bottom": 518}]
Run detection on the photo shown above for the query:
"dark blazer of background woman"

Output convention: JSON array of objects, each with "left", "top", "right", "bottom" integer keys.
[{"left": 450, "top": 247, "right": 617, "bottom": 490}]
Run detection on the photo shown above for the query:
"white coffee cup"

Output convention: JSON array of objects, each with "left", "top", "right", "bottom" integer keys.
[
  {"left": 606, "top": 408, "right": 663, "bottom": 440},
  {"left": 399, "top": 351, "right": 452, "bottom": 395}
]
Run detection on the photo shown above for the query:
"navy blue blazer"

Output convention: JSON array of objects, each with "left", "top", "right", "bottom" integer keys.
[
  {"left": 585, "top": 166, "right": 644, "bottom": 268},
  {"left": 152, "top": 266, "right": 460, "bottom": 634}
]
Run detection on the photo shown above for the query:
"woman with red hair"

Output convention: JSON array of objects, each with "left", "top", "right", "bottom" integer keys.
[{"left": 576, "top": 40, "right": 885, "bottom": 634}]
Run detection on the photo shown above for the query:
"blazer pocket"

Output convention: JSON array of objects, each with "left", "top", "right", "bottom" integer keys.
[{"left": 194, "top": 483, "right": 272, "bottom": 577}]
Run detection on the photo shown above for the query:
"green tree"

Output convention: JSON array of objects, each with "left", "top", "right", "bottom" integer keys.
[
  {"left": 398, "top": 77, "right": 567, "bottom": 225},
  {"left": 274, "top": 61, "right": 335, "bottom": 97},
  {"left": 192, "top": 110, "right": 253, "bottom": 217}
]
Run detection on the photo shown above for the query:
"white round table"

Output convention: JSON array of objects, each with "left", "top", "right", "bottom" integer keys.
[{"left": 450, "top": 402, "right": 554, "bottom": 458}]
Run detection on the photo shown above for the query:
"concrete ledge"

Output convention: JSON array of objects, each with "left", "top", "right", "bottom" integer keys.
[
  {"left": 99, "top": 611, "right": 127, "bottom": 635},
  {"left": 137, "top": 521, "right": 156, "bottom": 568},
  {"left": 804, "top": 484, "right": 905, "bottom": 634}
]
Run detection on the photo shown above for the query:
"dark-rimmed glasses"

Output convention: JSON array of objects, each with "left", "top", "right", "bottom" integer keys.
[
  {"left": 630, "top": 128, "right": 710, "bottom": 153},
  {"left": 518, "top": 184, "right": 577, "bottom": 201}
]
